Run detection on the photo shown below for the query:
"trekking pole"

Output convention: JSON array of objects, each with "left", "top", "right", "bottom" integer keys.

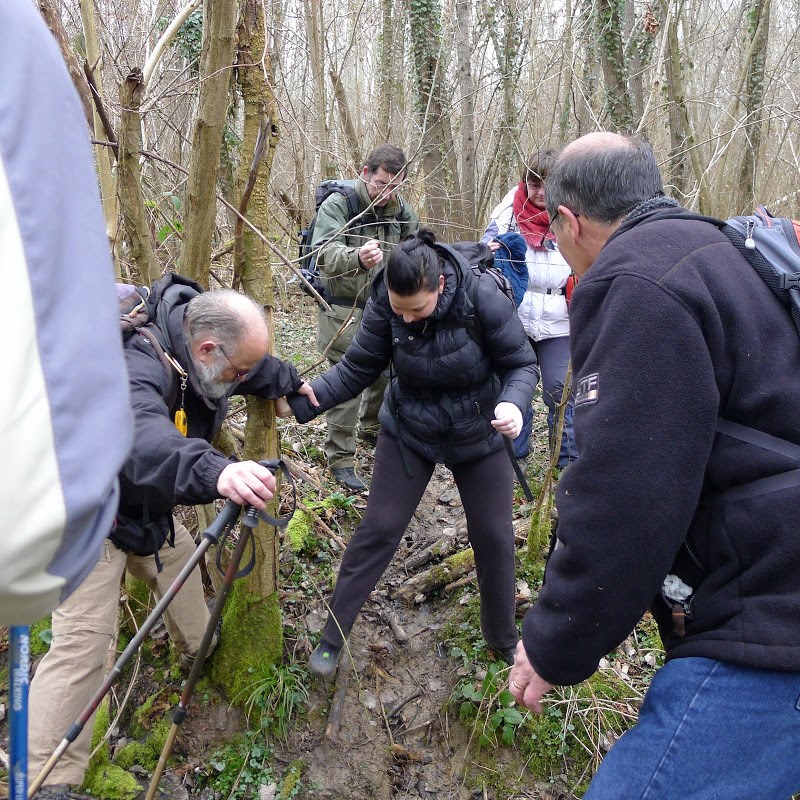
[
  {"left": 145, "top": 460, "right": 296, "bottom": 800},
  {"left": 10, "top": 625, "right": 31, "bottom": 800},
  {"left": 27, "top": 500, "right": 243, "bottom": 798}
]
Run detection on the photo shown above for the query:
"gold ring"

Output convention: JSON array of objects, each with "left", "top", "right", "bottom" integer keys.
[{"left": 510, "top": 679, "right": 524, "bottom": 691}]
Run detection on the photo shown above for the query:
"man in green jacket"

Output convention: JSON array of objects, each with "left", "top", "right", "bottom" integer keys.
[{"left": 313, "top": 144, "right": 419, "bottom": 490}]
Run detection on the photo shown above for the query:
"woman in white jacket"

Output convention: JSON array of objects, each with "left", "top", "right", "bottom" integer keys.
[{"left": 482, "top": 150, "right": 577, "bottom": 467}]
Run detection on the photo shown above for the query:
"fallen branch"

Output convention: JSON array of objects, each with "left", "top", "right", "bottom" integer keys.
[
  {"left": 403, "top": 528, "right": 460, "bottom": 572},
  {"left": 444, "top": 570, "right": 476, "bottom": 594},
  {"left": 325, "top": 649, "right": 352, "bottom": 742},
  {"left": 393, "top": 548, "right": 475, "bottom": 604},
  {"left": 280, "top": 454, "right": 323, "bottom": 490},
  {"left": 383, "top": 610, "right": 408, "bottom": 644}
]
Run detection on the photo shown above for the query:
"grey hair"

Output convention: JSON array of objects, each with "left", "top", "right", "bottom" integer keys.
[
  {"left": 184, "top": 289, "right": 264, "bottom": 346},
  {"left": 545, "top": 136, "right": 664, "bottom": 224}
]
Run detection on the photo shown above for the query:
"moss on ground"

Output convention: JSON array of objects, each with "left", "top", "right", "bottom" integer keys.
[
  {"left": 29, "top": 615, "right": 53, "bottom": 658},
  {"left": 279, "top": 760, "right": 306, "bottom": 799},
  {"left": 114, "top": 716, "right": 172, "bottom": 771},
  {"left": 83, "top": 703, "right": 141, "bottom": 800}
]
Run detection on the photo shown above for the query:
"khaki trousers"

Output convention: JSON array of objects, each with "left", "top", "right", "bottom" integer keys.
[{"left": 28, "top": 520, "right": 209, "bottom": 786}]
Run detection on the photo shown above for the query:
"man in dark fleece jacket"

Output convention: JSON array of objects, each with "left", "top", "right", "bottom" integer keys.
[
  {"left": 509, "top": 132, "right": 800, "bottom": 799},
  {"left": 28, "top": 288, "right": 317, "bottom": 797}
]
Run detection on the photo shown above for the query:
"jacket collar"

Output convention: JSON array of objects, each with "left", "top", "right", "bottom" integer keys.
[{"left": 167, "top": 304, "right": 225, "bottom": 411}]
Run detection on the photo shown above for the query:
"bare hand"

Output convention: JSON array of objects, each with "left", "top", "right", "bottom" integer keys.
[
  {"left": 297, "top": 381, "right": 319, "bottom": 407},
  {"left": 491, "top": 402, "right": 522, "bottom": 439},
  {"left": 358, "top": 239, "right": 383, "bottom": 270},
  {"left": 487, "top": 239, "right": 502, "bottom": 252},
  {"left": 508, "top": 641, "right": 555, "bottom": 714},
  {"left": 217, "top": 460, "right": 277, "bottom": 510},
  {"left": 274, "top": 396, "right": 292, "bottom": 418}
]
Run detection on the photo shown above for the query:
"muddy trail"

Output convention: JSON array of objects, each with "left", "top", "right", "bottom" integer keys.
[{"left": 281, "top": 463, "right": 548, "bottom": 800}]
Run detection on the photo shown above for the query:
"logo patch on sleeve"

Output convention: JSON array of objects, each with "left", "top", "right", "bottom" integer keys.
[{"left": 575, "top": 373, "right": 599, "bottom": 407}]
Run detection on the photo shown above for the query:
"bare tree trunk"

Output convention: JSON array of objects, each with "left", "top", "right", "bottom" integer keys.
[
  {"left": 329, "top": 67, "right": 361, "bottom": 167},
  {"left": 79, "top": 0, "right": 120, "bottom": 275},
  {"left": 38, "top": 0, "right": 94, "bottom": 128},
  {"left": 118, "top": 70, "right": 160, "bottom": 285},
  {"left": 736, "top": 0, "right": 772, "bottom": 212},
  {"left": 180, "top": 0, "right": 239, "bottom": 287},
  {"left": 406, "top": 0, "right": 463, "bottom": 232},
  {"left": 557, "top": 0, "right": 576, "bottom": 141},
  {"left": 623, "top": 0, "right": 644, "bottom": 122},
  {"left": 210, "top": 0, "right": 285, "bottom": 700},
  {"left": 455, "top": 0, "right": 476, "bottom": 234},
  {"left": 376, "top": 0, "right": 396, "bottom": 143},
  {"left": 488, "top": 0, "right": 526, "bottom": 172},
  {"left": 304, "top": 0, "right": 333, "bottom": 178}
]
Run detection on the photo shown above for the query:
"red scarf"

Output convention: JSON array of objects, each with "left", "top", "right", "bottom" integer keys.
[{"left": 512, "top": 181, "right": 553, "bottom": 250}]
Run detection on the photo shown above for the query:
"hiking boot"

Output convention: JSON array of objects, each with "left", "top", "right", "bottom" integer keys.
[
  {"left": 308, "top": 640, "right": 342, "bottom": 679},
  {"left": 179, "top": 628, "right": 219, "bottom": 672},
  {"left": 330, "top": 466, "right": 369, "bottom": 491},
  {"left": 33, "top": 784, "right": 93, "bottom": 800}
]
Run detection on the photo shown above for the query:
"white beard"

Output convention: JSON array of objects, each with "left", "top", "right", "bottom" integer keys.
[{"left": 194, "top": 355, "right": 237, "bottom": 400}]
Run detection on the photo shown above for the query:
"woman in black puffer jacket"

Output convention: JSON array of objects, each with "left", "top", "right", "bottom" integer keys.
[{"left": 290, "top": 228, "right": 539, "bottom": 677}]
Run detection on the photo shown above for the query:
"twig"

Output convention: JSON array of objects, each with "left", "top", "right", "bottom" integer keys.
[
  {"left": 83, "top": 59, "right": 117, "bottom": 155},
  {"left": 444, "top": 571, "right": 476, "bottom": 593},
  {"left": 387, "top": 689, "right": 422, "bottom": 720},
  {"left": 280, "top": 454, "right": 322, "bottom": 490},
  {"left": 233, "top": 113, "right": 270, "bottom": 291},
  {"left": 383, "top": 610, "right": 408, "bottom": 644}
]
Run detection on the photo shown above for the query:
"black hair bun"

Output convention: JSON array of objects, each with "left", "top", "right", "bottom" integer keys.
[{"left": 417, "top": 226, "right": 437, "bottom": 247}]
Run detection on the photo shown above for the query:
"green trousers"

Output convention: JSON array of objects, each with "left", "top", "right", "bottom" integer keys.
[{"left": 318, "top": 304, "right": 388, "bottom": 469}]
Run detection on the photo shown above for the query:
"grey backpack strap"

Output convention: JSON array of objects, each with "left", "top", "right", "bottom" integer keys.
[{"left": 716, "top": 417, "right": 800, "bottom": 460}]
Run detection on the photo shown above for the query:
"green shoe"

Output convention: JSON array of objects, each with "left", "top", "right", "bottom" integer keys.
[{"left": 308, "top": 640, "right": 342, "bottom": 679}]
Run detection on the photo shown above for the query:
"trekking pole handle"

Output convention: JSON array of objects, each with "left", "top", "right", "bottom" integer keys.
[
  {"left": 241, "top": 460, "right": 282, "bottom": 529},
  {"left": 201, "top": 498, "right": 242, "bottom": 544}
]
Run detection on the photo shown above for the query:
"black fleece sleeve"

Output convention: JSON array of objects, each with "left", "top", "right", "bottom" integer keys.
[
  {"left": 236, "top": 353, "right": 303, "bottom": 398},
  {"left": 521, "top": 274, "right": 719, "bottom": 685},
  {"left": 287, "top": 297, "right": 393, "bottom": 422}
]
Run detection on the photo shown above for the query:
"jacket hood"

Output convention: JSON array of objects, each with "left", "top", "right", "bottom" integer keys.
[{"left": 372, "top": 242, "right": 472, "bottom": 326}]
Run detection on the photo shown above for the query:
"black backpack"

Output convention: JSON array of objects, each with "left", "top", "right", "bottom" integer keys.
[
  {"left": 297, "top": 180, "right": 361, "bottom": 302},
  {"left": 116, "top": 273, "right": 202, "bottom": 410}
]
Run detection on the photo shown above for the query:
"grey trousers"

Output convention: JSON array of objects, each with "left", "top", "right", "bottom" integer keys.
[{"left": 318, "top": 304, "right": 387, "bottom": 468}]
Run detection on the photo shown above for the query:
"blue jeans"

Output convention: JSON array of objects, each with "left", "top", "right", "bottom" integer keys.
[
  {"left": 513, "top": 335, "right": 577, "bottom": 467},
  {"left": 584, "top": 657, "right": 800, "bottom": 800}
]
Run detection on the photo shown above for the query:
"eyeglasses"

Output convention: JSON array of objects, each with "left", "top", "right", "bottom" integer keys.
[
  {"left": 216, "top": 343, "right": 251, "bottom": 381},
  {"left": 366, "top": 176, "right": 403, "bottom": 195}
]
